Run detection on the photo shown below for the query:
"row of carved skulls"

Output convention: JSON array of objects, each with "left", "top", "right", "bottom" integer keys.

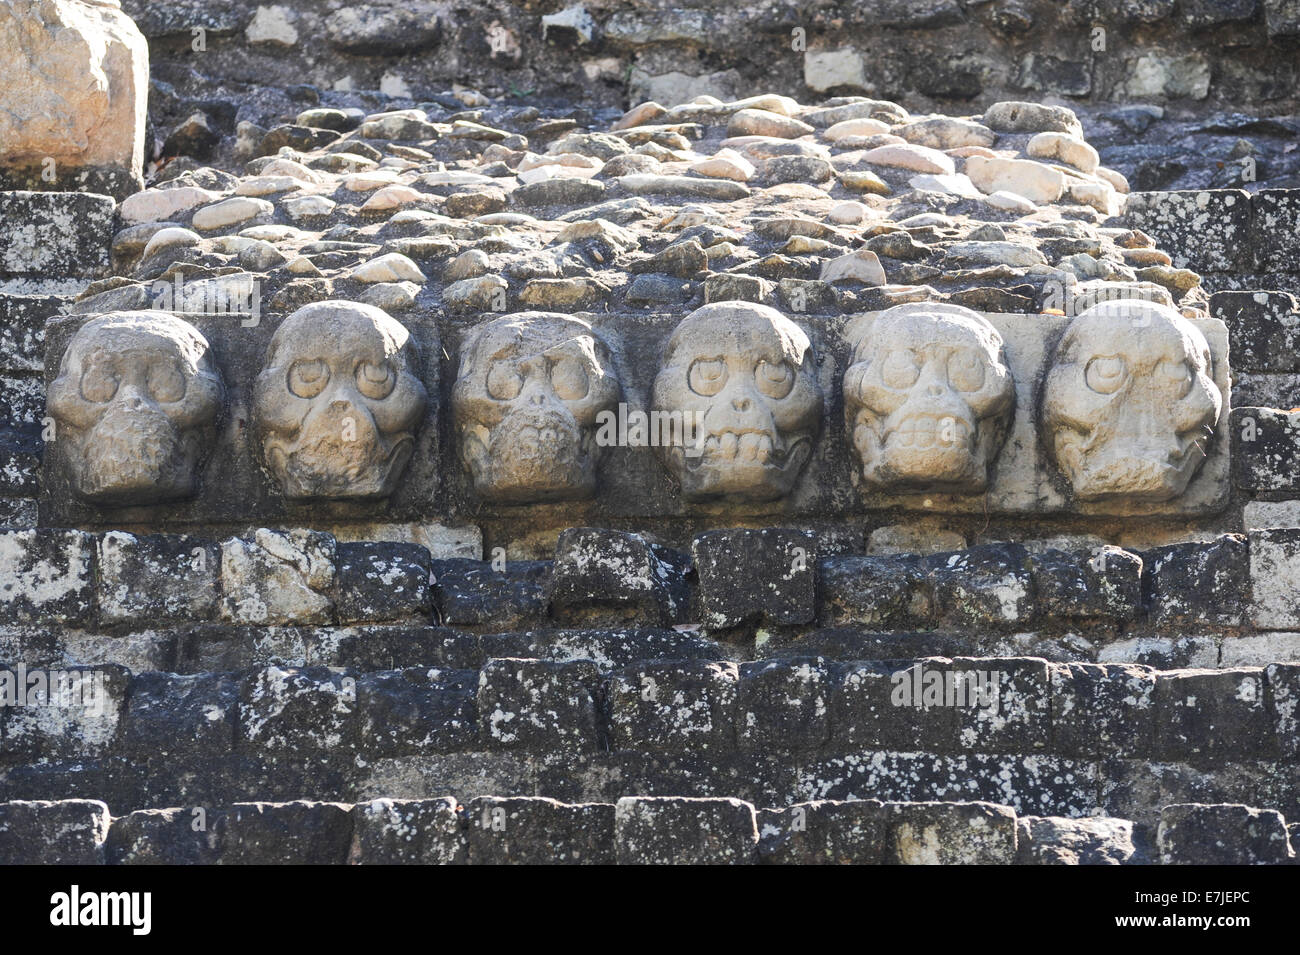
[{"left": 47, "top": 298, "right": 1223, "bottom": 508}]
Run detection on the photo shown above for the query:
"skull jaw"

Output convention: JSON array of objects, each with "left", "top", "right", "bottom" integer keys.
[
  {"left": 854, "top": 419, "right": 991, "bottom": 494},
  {"left": 75, "top": 459, "right": 198, "bottom": 506},
  {"left": 675, "top": 435, "right": 811, "bottom": 501},
  {"left": 1061, "top": 449, "right": 1197, "bottom": 502},
  {"left": 463, "top": 411, "right": 599, "bottom": 503},
  {"left": 264, "top": 435, "right": 413, "bottom": 500},
  {"left": 73, "top": 420, "right": 200, "bottom": 506}
]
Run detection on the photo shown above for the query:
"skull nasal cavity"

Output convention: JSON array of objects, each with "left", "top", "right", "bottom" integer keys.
[{"left": 732, "top": 395, "right": 751, "bottom": 412}]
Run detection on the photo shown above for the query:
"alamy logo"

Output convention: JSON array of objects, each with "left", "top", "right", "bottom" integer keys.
[
  {"left": 890, "top": 662, "right": 1001, "bottom": 715},
  {"left": 50, "top": 885, "right": 151, "bottom": 935},
  {"left": 0, "top": 666, "right": 106, "bottom": 716},
  {"left": 594, "top": 402, "right": 706, "bottom": 457}
]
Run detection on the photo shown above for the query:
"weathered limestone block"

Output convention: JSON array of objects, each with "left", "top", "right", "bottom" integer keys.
[
  {"left": 46, "top": 312, "right": 224, "bottom": 506},
  {"left": 106, "top": 806, "right": 223, "bottom": 864},
  {"left": 0, "top": 1, "right": 148, "bottom": 199},
  {"left": 817, "top": 554, "right": 921, "bottom": 628},
  {"left": 652, "top": 302, "right": 823, "bottom": 502},
  {"left": 238, "top": 665, "right": 359, "bottom": 754},
  {"left": 430, "top": 558, "right": 550, "bottom": 629},
  {"left": 1123, "top": 189, "right": 1252, "bottom": 272},
  {"left": 547, "top": 527, "right": 688, "bottom": 626},
  {"left": 122, "top": 670, "right": 238, "bottom": 762},
  {"left": 2, "top": 663, "right": 129, "bottom": 760},
  {"left": 0, "top": 294, "right": 64, "bottom": 371},
  {"left": 220, "top": 528, "right": 336, "bottom": 625},
  {"left": 452, "top": 312, "right": 621, "bottom": 503},
  {"left": 1232, "top": 406, "right": 1300, "bottom": 491},
  {"left": 355, "top": 668, "right": 477, "bottom": 757},
  {"left": 608, "top": 660, "right": 738, "bottom": 752},
  {"left": 1248, "top": 528, "right": 1300, "bottom": 629},
  {"left": 831, "top": 661, "right": 960, "bottom": 751},
  {"left": 758, "top": 799, "right": 887, "bottom": 864},
  {"left": 1251, "top": 188, "right": 1300, "bottom": 272},
  {"left": 1158, "top": 804, "right": 1295, "bottom": 865},
  {"left": 1212, "top": 291, "right": 1300, "bottom": 375},
  {"left": 1031, "top": 546, "right": 1143, "bottom": 621},
  {"left": 1043, "top": 300, "right": 1222, "bottom": 504},
  {"left": 1015, "top": 816, "right": 1135, "bottom": 865},
  {"left": 0, "top": 528, "right": 94, "bottom": 624},
  {"left": 0, "top": 191, "right": 115, "bottom": 278},
  {"left": 96, "top": 531, "right": 220, "bottom": 624},
  {"left": 737, "top": 659, "right": 831, "bottom": 753},
  {"left": 923, "top": 544, "right": 1036, "bottom": 628},
  {"left": 476, "top": 658, "right": 601, "bottom": 753},
  {"left": 888, "top": 801, "right": 1018, "bottom": 865},
  {"left": 218, "top": 801, "right": 354, "bottom": 864},
  {"left": 350, "top": 798, "right": 467, "bottom": 865},
  {"left": 467, "top": 796, "right": 614, "bottom": 864},
  {"left": 614, "top": 796, "right": 758, "bottom": 865},
  {"left": 1266, "top": 663, "right": 1300, "bottom": 759},
  {"left": 1144, "top": 534, "right": 1249, "bottom": 627},
  {"left": 254, "top": 301, "right": 428, "bottom": 501},
  {"left": 1154, "top": 667, "right": 1273, "bottom": 760},
  {"left": 691, "top": 527, "right": 816, "bottom": 627},
  {"left": 845, "top": 303, "right": 1014, "bottom": 494},
  {"left": 0, "top": 798, "right": 110, "bottom": 864},
  {"left": 335, "top": 541, "right": 431, "bottom": 624},
  {"left": 1049, "top": 663, "right": 1156, "bottom": 758}
]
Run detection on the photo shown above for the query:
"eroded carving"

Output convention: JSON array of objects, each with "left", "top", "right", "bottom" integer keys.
[
  {"left": 845, "top": 303, "right": 1015, "bottom": 494},
  {"left": 1042, "top": 300, "right": 1221, "bottom": 502},
  {"left": 48, "top": 312, "right": 224, "bottom": 505},
  {"left": 652, "top": 302, "right": 822, "bottom": 501},
  {"left": 254, "top": 301, "right": 428, "bottom": 500},
  {"left": 453, "top": 312, "right": 621, "bottom": 502}
]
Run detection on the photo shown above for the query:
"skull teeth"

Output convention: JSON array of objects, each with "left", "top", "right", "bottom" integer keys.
[
  {"left": 888, "top": 416, "right": 971, "bottom": 449},
  {"left": 702, "top": 431, "right": 777, "bottom": 461}
]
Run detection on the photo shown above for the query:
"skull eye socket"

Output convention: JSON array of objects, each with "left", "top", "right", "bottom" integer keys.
[
  {"left": 688, "top": 358, "right": 727, "bottom": 396},
  {"left": 947, "top": 350, "right": 986, "bottom": 392},
  {"left": 356, "top": 360, "right": 395, "bottom": 400},
  {"left": 149, "top": 362, "right": 186, "bottom": 403},
  {"left": 880, "top": 350, "right": 919, "bottom": 390},
  {"left": 80, "top": 363, "right": 118, "bottom": 403},
  {"left": 551, "top": 356, "right": 590, "bottom": 401},
  {"left": 1157, "top": 358, "right": 1193, "bottom": 398},
  {"left": 288, "top": 359, "right": 329, "bottom": 399},
  {"left": 487, "top": 360, "right": 523, "bottom": 400},
  {"left": 755, "top": 359, "right": 794, "bottom": 399},
  {"left": 1084, "top": 355, "right": 1126, "bottom": 394}
]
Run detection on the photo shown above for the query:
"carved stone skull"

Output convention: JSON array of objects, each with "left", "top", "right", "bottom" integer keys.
[
  {"left": 253, "top": 301, "right": 428, "bottom": 500},
  {"left": 1042, "top": 300, "right": 1221, "bottom": 502},
  {"left": 844, "top": 303, "right": 1014, "bottom": 493},
  {"left": 652, "top": 302, "right": 823, "bottom": 501},
  {"left": 47, "top": 312, "right": 224, "bottom": 505},
  {"left": 453, "top": 312, "right": 621, "bottom": 503}
]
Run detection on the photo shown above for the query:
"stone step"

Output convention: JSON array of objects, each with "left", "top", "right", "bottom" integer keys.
[
  {"left": 1, "top": 795, "right": 1293, "bottom": 865},
  {"left": 3, "top": 527, "right": 1300, "bottom": 671},
  {"left": 1, "top": 656, "right": 1296, "bottom": 821},
  {"left": 0, "top": 192, "right": 115, "bottom": 281}
]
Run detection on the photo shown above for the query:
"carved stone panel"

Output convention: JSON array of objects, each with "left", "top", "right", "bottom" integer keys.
[
  {"left": 1042, "top": 300, "right": 1223, "bottom": 503},
  {"left": 452, "top": 311, "right": 621, "bottom": 503},
  {"left": 46, "top": 311, "right": 224, "bottom": 505},
  {"left": 651, "top": 302, "right": 823, "bottom": 502},
  {"left": 844, "top": 303, "right": 1015, "bottom": 494},
  {"left": 253, "top": 301, "right": 428, "bottom": 500},
  {"left": 844, "top": 308, "right": 1231, "bottom": 517}
]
